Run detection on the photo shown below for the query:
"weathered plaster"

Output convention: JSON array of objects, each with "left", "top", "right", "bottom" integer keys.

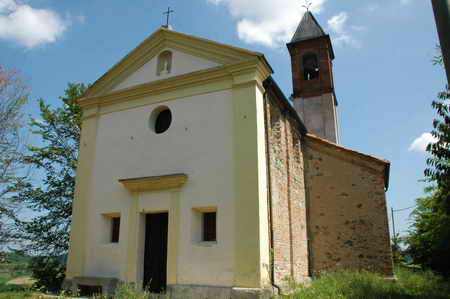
[{"left": 293, "top": 93, "right": 339, "bottom": 144}]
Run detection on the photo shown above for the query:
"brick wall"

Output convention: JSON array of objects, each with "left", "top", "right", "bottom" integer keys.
[
  {"left": 263, "top": 80, "right": 393, "bottom": 288},
  {"left": 287, "top": 37, "right": 334, "bottom": 99},
  {"left": 264, "top": 89, "right": 310, "bottom": 290}
]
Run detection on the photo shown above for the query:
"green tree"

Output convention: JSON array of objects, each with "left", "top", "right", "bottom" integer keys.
[
  {"left": 9, "top": 83, "right": 85, "bottom": 290},
  {"left": 425, "top": 87, "right": 450, "bottom": 210},
  {"left": 10, "top": 83, "right": 85, "bottom": 256},
  {"left": 391, "top": 234, "right": 407, "bottom": 265},
  {"left": 0, "top": 66, "right": 28, "bottom": 246},
  {"left": 8, "top": 83, "right": 85, "bottom": 292},
  {"left": 427, "top": 48, "right": 450, "bottom": 197},
  {"left": 407, "top": 186, "right": 450, "bottom": 274},
  {"left": 406, "top": 62, "right": 450, "bottom": 275}
]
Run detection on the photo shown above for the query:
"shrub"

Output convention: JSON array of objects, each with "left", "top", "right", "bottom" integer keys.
[
  {"left": 114, "top": 283, "right": 152, "bottom": 299},
  {"left": 28, "top": 256, "right": 65, "bottom": 294},
  {"left": 396, "top": 266, "right": 450, "bottom": 298}
]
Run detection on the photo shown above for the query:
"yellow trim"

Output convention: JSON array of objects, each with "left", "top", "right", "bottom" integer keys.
[
  {"left": 165, "top": 29, "right": 266, "bottom": 59},
  {"left": 192, "top": 207, "right": 217, "bottom": 213},
  {"left": 65, "top": 113, "right": 100, "bottom": 279},
  {"left": 119, "top": 174, "right": 188, "bottom": 192},
  {"left": 167, "top": 190, "right": 180, "bottom": 285},
  {"left": 93, "top": 42, "right": 167, "bottom": 97},
  {"left": 126, "top": 192, "right": 139, "bottom": 282},
  {"left": 102, "top": 212, "right": 121, "bottom": 218},
  {"left": 232, "top": 82, "right": 270, "bottom": 288},
  {"left": 83, "top": 28, "right": 272, "bottom": 98},
  {"left": 78, "top": 58, "right": 270, "bottom": 110},
  {"left": 89, "top": 77, "right": 232, "bottom": 119}
]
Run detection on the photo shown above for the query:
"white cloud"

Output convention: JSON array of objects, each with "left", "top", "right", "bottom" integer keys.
[
  {"left": 327, "top": 12, "right": 361, "bottom": 48},
  {"left": 207, "top": 0, "right": 327, "bottom": 47},
  {"left": 328, "top": 12, "right": 347, "bottom": 33},
  {"left": 366, "top": 3, "right": 380, "bottom": 13},
  {"left": 408, "top": 133, "right": 438, "bottom": 152},
  {"left": 0, "top": 0, "right": 68, "bottom": 48}
]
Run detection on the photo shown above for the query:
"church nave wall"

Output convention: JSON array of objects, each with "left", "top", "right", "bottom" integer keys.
[
  {"left": 264, "top": 87, "right": 310, "bottom": 291},
  {"left": 303, "top": 135, "right": 393, "bottom": 277},
  {"left": 80, "top": 89, "right": 237, "bottom": 286}
]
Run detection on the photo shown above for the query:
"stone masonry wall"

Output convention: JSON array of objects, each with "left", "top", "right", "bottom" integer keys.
[
  {"left": 303, "top": 135, "right": 393, "bottom": 276},
  {"left": 264, "top": 90, "right": 310, "bottom": 291}
]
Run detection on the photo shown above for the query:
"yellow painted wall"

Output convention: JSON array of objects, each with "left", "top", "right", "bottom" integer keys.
[
  {"left": 66, "top": 34, "right": 273, "bottom": 289},
  {"left": 81, "top": 89, "right": 237, "bottom": 286}
]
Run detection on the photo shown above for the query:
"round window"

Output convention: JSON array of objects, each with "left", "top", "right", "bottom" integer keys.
[{"left": 150, "top": 106, "right": 172, "bottom": 134}]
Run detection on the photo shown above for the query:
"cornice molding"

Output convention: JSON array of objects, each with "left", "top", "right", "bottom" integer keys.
[
  {"left": 78, "top": 58, "right": 271, "bottom": 110},
  {"left": 83, "top": 28, "right": 271, "bottom": 98},
  {"left": 119, "top": 174, "right": 188, "bottom": 192},
  {"left": 102, "top": 212, "right": 120, "bottom": 218}
]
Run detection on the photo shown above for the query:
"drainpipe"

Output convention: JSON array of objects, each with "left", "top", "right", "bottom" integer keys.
[{"left": 263, "top": 91, "right": 282, "bottom": 296}]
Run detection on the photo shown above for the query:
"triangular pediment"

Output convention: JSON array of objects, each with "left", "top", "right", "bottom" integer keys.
[
  {"left": 110, "top": 47, "right": 221, "bottom": 93},
  {"left": 84, "top": 28, "right": 267, "bottom": 97}
]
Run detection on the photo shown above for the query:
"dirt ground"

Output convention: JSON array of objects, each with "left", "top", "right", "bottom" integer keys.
[{"left": 6, "top": 277, "right": 35, "bottom": 286}]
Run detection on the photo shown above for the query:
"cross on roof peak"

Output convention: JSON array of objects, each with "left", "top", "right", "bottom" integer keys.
[{"left": 163, "top": 7, "right": 174, "bottom": 27}]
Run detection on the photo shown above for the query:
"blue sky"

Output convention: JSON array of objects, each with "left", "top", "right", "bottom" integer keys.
[{"left": 0, "top": 0, "right": 445, "bottom": 236}]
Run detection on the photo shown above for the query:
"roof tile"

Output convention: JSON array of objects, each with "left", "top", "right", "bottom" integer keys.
[{"left": 291, "top": 11, "right": 326, "bottom": 43}]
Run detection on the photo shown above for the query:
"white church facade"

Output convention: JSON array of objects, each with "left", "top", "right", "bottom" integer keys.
[{"left": 64, "top": 12, "right": 393, "bottom": 298}]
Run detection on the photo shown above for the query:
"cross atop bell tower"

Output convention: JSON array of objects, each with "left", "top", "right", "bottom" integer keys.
[{"left": 287, "top": 11, "right": 340, "bottom": 143}]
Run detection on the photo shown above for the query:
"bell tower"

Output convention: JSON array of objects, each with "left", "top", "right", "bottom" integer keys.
[{"left": 287, "top": 11, "right": 340, "bottom": 143}]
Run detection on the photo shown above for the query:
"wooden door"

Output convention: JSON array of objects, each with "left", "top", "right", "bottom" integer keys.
[{"left": 143, "top": 213, "right": 168, "bottom": 293}]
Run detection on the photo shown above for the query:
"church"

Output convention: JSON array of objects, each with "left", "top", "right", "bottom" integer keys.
[{"left": 64, "top": 11, "right": 393, "bottom": 298}]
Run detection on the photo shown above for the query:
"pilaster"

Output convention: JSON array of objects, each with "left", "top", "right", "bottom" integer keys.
[
  {"left": 66, "top": 106, "right": 100, "bottom": 278},
  {"left": 126, "top": 192, "right": 140, "bottom": 282},
  {"left": 167, "top": 190, "right": 181, "bottom": 285},
  {"left": 232, "top": 71, "right": 271, "bottom": 288}
]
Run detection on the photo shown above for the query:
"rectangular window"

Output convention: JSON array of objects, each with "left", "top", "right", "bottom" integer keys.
[
  {"left": 203, "top": 212, "right": 216, "bottom": 242},
  {"left": 111, "top": 217, "right": 121, "bottom": 243}
]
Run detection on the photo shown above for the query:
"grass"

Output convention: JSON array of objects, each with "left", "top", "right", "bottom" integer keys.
[
  {"left": 286, "top": 266, "right": 450, "bottom": 299},
  {"left": 0, "top": 291, "right": 34, "bottom": 299},
  {"left": 0, "top": 266, "right": 448, "bottom": 298},
  {"left": 0, "top": 282, "right": 33, "bottom": 298},
  {"left": 0, "top": 259, "right": 33, "bottom": 297}
]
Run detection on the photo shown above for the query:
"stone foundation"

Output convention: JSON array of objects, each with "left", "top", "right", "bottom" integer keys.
[
  {"left": 62, "top": 277, "right": 119, "bottom": 298},
  {"left": 62, "top": 280, "right": 276, "bottom": 299},
  {"left": 167, "top": 285, "right": 276, "bottom": 299}
]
